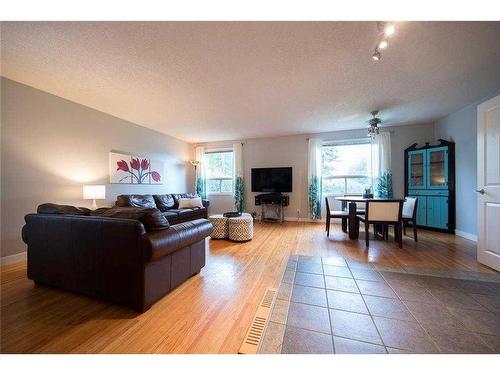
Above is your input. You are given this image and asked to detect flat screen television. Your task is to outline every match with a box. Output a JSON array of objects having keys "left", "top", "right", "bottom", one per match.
[{"left": 251, "top": 167, "right": 292, "bottom": 193}]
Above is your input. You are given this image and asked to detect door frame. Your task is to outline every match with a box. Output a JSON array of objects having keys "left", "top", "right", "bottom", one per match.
[{"left": 477, "top": 94, "right": 500, "bottom": 271}]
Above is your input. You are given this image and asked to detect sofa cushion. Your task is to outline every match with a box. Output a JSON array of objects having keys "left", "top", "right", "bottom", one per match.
[
  {"left": 153, "top": 194, "right": 176, "bottom": 211},
  {"left": 178, "top": 197, "right": 204, "bottom": 209},
  {"left": 37, "top": 203, "right": 91, "bottom": 216},
  {"left": 162, "top": 210, "right": 179, "bottom": 217},
  {"left": 91, "top": 207, "right": 169, "bottom": 231},
  {"left": 143, "top": 219, "right": 213, "bottom": 261},
  {"left": 168, "top": 208, "right": 196, "bottom": 215},
  {"left": 162, "top": 211, "right": 179, "bottom": 220},
  {"left": 172, "top": 193, "right": 199, "bottom": 208},
  {"left": 115, "top": 194, "right": 157, "bottom": 209}
]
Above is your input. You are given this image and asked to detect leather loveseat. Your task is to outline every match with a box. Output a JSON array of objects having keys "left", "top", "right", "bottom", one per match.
[
  {"left": 22, "top": 203, "right": 213, "bottom": 312},
  {"left": 115, "top": 193, "right": 209, "bottom": 225}
]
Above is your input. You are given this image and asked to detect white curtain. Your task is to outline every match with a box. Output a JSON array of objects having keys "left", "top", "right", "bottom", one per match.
[
  {"left": 195, "top": 146, "right": 207, "bottom": 199},
  {"left": 371, "top": 132, "right": 393, "bottom": 198},
  {"left": 233, "top": 143, "right": 245, "bottom": 212},
  {"left": 307, "top": 138, "right": 322, "bottom": 219}
]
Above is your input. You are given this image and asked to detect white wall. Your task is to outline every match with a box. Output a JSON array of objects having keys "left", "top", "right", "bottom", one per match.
[
  {"left": 434, "top": 90, "right": 500, "bottom": 238},
  {"left": 199, "top": 122, "right": 435, "bottom": 219},
  {"left": 1, "top": 78, "right": 192, "bottom": 258}
]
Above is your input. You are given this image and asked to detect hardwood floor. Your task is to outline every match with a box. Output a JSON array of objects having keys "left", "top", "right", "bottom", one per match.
[{"left": 0, "top": 222, "right": 495, "bottom": 353}]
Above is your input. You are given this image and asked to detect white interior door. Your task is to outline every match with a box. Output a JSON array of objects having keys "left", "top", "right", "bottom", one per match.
[{"left": 477, "top": 94, "right": 500, "bottom": 271}]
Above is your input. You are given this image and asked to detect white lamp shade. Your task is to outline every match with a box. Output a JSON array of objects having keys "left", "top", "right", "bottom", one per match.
[{"left": 83, "top": 185, "right": 106, "bottom": 200}]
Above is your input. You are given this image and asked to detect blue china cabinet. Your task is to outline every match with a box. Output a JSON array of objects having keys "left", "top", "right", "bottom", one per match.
[{"left": 404, "top": 140, "right": 455, "bottom": 232}]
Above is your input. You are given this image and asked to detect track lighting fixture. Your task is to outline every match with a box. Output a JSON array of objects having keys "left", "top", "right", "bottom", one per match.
[
  {"left": 384, "top": 24, "right": 395, "bottom": 36},
  {"left": 378, "top": 40, "right": 388, "bottom": 49},
  {"left": 371, "top": 22, "right": 396, "bottom": 61}
]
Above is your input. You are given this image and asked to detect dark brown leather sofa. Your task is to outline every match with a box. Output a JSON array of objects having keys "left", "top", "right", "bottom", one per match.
[
  {"left": 115, "top": 193, "right": 209, "bottom": 225},
  {"left": 22, "top": 204, "right": 213, "bottom": 312}
]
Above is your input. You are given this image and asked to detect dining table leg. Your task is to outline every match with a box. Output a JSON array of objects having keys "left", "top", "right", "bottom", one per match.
[{"left": 348, "top": 202, "right": 358, "bottom": 239}]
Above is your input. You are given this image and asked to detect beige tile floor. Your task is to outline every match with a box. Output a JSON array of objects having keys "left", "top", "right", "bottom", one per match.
[{"left": 259, "top": 255, "right": 500, "bottom": 354}]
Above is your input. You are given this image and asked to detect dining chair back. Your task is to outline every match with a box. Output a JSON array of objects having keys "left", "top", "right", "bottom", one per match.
[
  {"left": 403, "top": 197, "right": 417, "bottom": 218},
  {"left": 367, "top": 201, "right": 401, "bottom": 222},
  {"left": 357, "top": 200, "right": 404, "bottom": 248},
  {"left": 325, "top": 196, "right": 349, "bottom": 237},
  {"left": 402, "top": 197, "right": 419, "bottom": 242}
]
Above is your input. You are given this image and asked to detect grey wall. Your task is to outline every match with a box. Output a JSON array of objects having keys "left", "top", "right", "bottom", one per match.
[
  {"left": 1, "top": 78, "right": 192, "bottom": 258},
  {"left": 434, "top": 90, "right": 500, "bottom": 237},
  {"left": 199, "top": 122, "right": 435, "bottom": 219}
]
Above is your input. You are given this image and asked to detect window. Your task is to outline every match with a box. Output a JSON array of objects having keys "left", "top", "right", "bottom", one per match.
[
  {"left": 204, "top": 150, "right": 234, "bottom": 194},
  {"left": 321, "top": 140, "right": 372, "bottom": 196}
]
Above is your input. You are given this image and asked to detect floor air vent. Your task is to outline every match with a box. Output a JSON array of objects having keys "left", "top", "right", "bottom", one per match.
[{"left": 238, "top": 288, "right": 276, "bottom": 354}]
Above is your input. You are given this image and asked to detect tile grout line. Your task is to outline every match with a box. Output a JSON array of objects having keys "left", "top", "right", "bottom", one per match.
[
  {"left": 279, "top": 256, "right": 296, "bottom": 354},
  {"left": 283, "top": 322, "right": 388, "bottom": 349},
  {"left": 380, "top": 273, "right": 500, "bottom": 341},
  {"left": 379, "top": 269, "right": 443, "bottom": 353},
  {"left": 278, "top": 255, "right": 500, "bottom": 353},
  {"left": 346, "top": 260, "right": 389, "bottom": 353},
  {"left": 321, "top": 257, "right": 336, "bottom": 354},
  {"left": 261, "top": 257, "right": 295, "bottom": 354}
]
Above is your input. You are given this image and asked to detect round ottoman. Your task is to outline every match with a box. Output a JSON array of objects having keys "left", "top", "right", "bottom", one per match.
[
  {"left": 228, "top": 213, "right": 253, "bottom": 241},
  {"left": 209, "top": 214, "right": 229, "bottom": 239}
]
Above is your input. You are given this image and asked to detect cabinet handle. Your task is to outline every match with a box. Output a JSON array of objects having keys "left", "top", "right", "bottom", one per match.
[{"left": 475, "top": 189, "right": 485, "bottom": 195}]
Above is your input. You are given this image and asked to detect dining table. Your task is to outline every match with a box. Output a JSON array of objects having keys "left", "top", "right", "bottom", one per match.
[{"left": 334, "top": 196, "right": 406, "bottom": 240}]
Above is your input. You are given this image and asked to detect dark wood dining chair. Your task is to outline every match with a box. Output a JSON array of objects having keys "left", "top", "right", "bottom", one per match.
[
  {"left": 402, "top": 197, "right": 418, "bottom": 242},
  {"left": 356, "top": 200, "right": 404, "bottom": 248},
  {"left": 325, "top": 197, "right": 349, "bottom": 236}
]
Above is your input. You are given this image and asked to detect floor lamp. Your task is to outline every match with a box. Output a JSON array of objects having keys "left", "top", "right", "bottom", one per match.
[{"left": 190, "top": 160, "right": 200, "bottom": 193}]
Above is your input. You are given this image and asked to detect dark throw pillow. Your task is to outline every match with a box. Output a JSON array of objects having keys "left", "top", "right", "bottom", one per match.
[
  {"left": 115, "top": 194, "right": 157, "bottom": 209},
  {"left": 91, "top": 207, "right": 169, "bottom": 231},
  {"left": 37, "top": 203, "right": 91, "bottom": 216},
  {"left": 153, "top": 194, "right": 176, "bottom": 211}
]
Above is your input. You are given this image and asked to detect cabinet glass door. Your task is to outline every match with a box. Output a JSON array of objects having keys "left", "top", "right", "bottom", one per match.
[
  {"left": 408, "top": 150, "right": 426, "bottom": 189},
  {"left": 427, "top": 147, "right": 448, "bottom": 189}
]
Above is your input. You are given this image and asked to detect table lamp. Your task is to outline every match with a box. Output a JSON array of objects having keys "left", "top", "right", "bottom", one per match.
[{"left": 83, "top": 185, "right": 106, "bottom": 210}]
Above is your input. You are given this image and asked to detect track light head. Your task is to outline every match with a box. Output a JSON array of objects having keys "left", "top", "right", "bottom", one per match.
[
  {"left": 384, "top": 24, "right": 395, "bottom": 36},
  {"left": 372, "top": 50, "right": 381, "bottom": 61}
]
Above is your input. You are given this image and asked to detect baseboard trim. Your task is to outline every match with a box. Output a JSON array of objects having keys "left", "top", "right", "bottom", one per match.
[
  {"left": 283, "top": 217, "right": 333, "bottom": 223},
  {"left": 455, "top": 230, "right": 477, "bottom": 242},
  {"left": 1, "top": 251, "right": 27, "bottom": 265}
]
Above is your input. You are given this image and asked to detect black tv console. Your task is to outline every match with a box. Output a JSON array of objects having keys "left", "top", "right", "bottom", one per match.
[{"left": 254, "top": 193, "right": 289, "bottom": 222}]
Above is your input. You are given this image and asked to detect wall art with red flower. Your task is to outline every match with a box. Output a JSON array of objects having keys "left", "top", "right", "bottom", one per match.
[{"left": 109, "top": 152, "right": 164, "bottom": 184}]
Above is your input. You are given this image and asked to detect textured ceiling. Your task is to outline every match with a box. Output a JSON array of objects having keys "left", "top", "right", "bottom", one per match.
[{"left": 1, "top": 21, "right": 500, "bottom": 143}]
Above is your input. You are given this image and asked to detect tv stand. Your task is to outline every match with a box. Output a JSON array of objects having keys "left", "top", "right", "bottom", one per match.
[{"left": 255, "top": 193, "right": 290, "bottom": 223}]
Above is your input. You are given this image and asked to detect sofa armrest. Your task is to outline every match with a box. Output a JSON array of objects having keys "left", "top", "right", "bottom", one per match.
[
  {"left": 202, "top": 199, "right": 210, "bottom": 208},
  {"left": 141, "top": 219, "right": 213, "bottom": 261}
]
